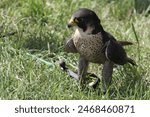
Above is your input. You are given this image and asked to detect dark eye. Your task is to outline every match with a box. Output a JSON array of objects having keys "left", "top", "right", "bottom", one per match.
[{"left": 76, "top": 17, "right": 83, "bottom": 22}]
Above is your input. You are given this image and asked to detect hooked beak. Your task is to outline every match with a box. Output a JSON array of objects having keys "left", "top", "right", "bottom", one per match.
[{"left": 67, "top": 17, "right": 78, "bottom": 28}]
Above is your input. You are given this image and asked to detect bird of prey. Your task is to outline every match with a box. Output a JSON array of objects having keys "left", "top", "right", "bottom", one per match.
[{"left": 64, "top": 8, "right": 136, "bottom": 93}]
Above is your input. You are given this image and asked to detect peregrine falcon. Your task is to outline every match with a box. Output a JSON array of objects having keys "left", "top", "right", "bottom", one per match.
[{"left": 64, "top": 8, "right": 136, "bottom": 93}]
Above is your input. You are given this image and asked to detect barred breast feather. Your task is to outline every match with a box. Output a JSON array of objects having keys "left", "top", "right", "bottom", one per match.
[{"left": 73, "top": 29, "right": 106, "bottom": 63}]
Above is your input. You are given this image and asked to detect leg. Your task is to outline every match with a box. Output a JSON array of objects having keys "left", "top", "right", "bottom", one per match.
[
  {"left": 78, "top": 56, "right": 89, "bottom": 86},
  {"left": 102, "top": 61, "right": 113, "bottom": 93}
]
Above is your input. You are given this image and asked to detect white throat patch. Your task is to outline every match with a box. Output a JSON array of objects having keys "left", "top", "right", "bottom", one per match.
[{"left": 73, "top": 28, "right": 99, "bottom": 38}]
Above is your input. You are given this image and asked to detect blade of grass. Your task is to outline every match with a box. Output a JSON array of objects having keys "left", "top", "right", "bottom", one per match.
[{"left": 131, "top": 23, "right": 140, "bottom": 61}]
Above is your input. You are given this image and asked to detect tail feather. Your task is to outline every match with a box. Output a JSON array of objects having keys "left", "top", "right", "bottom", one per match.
[
  {"left": 127, "top": 58, "right": 137, "bottom": 66},
  {"left": 118, "top": 41, "right": 133, "bottom": 46}
]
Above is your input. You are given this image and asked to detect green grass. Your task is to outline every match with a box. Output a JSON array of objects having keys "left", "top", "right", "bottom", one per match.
[{"left": 0, "top": 0, "right": 150, "bottom": 100}]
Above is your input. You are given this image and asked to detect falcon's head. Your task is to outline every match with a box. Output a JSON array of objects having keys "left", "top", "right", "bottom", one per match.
[{"left": 67, "top": 8, "right": 102, "bottom": 35}]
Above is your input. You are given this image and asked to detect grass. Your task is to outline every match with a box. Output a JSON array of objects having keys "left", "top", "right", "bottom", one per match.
[{"left": 0, "top": 0, "right": 150, "bottom": 100}]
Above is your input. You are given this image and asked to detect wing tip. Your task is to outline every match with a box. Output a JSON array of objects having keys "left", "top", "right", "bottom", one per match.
[
  {"left": 118, "top": 41, "right": 133, "bottom": 46},
  {"left": 127, "top": 58, "right": 137, "bottom": 66}
]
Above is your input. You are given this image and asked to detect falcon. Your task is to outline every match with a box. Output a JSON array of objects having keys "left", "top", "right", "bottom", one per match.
[{"left": 64, "top": 8, "right": 136, "bottom": 93}]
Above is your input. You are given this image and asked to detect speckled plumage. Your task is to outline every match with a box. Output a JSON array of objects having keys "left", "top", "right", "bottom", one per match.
[{"left": 73, "top": 29, "right": 106, "bottom": 63}]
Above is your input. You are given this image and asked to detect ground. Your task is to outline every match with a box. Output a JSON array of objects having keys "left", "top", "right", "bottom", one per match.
[{"left": 0, "top": 0, "right": 150, "bottom": 99}]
